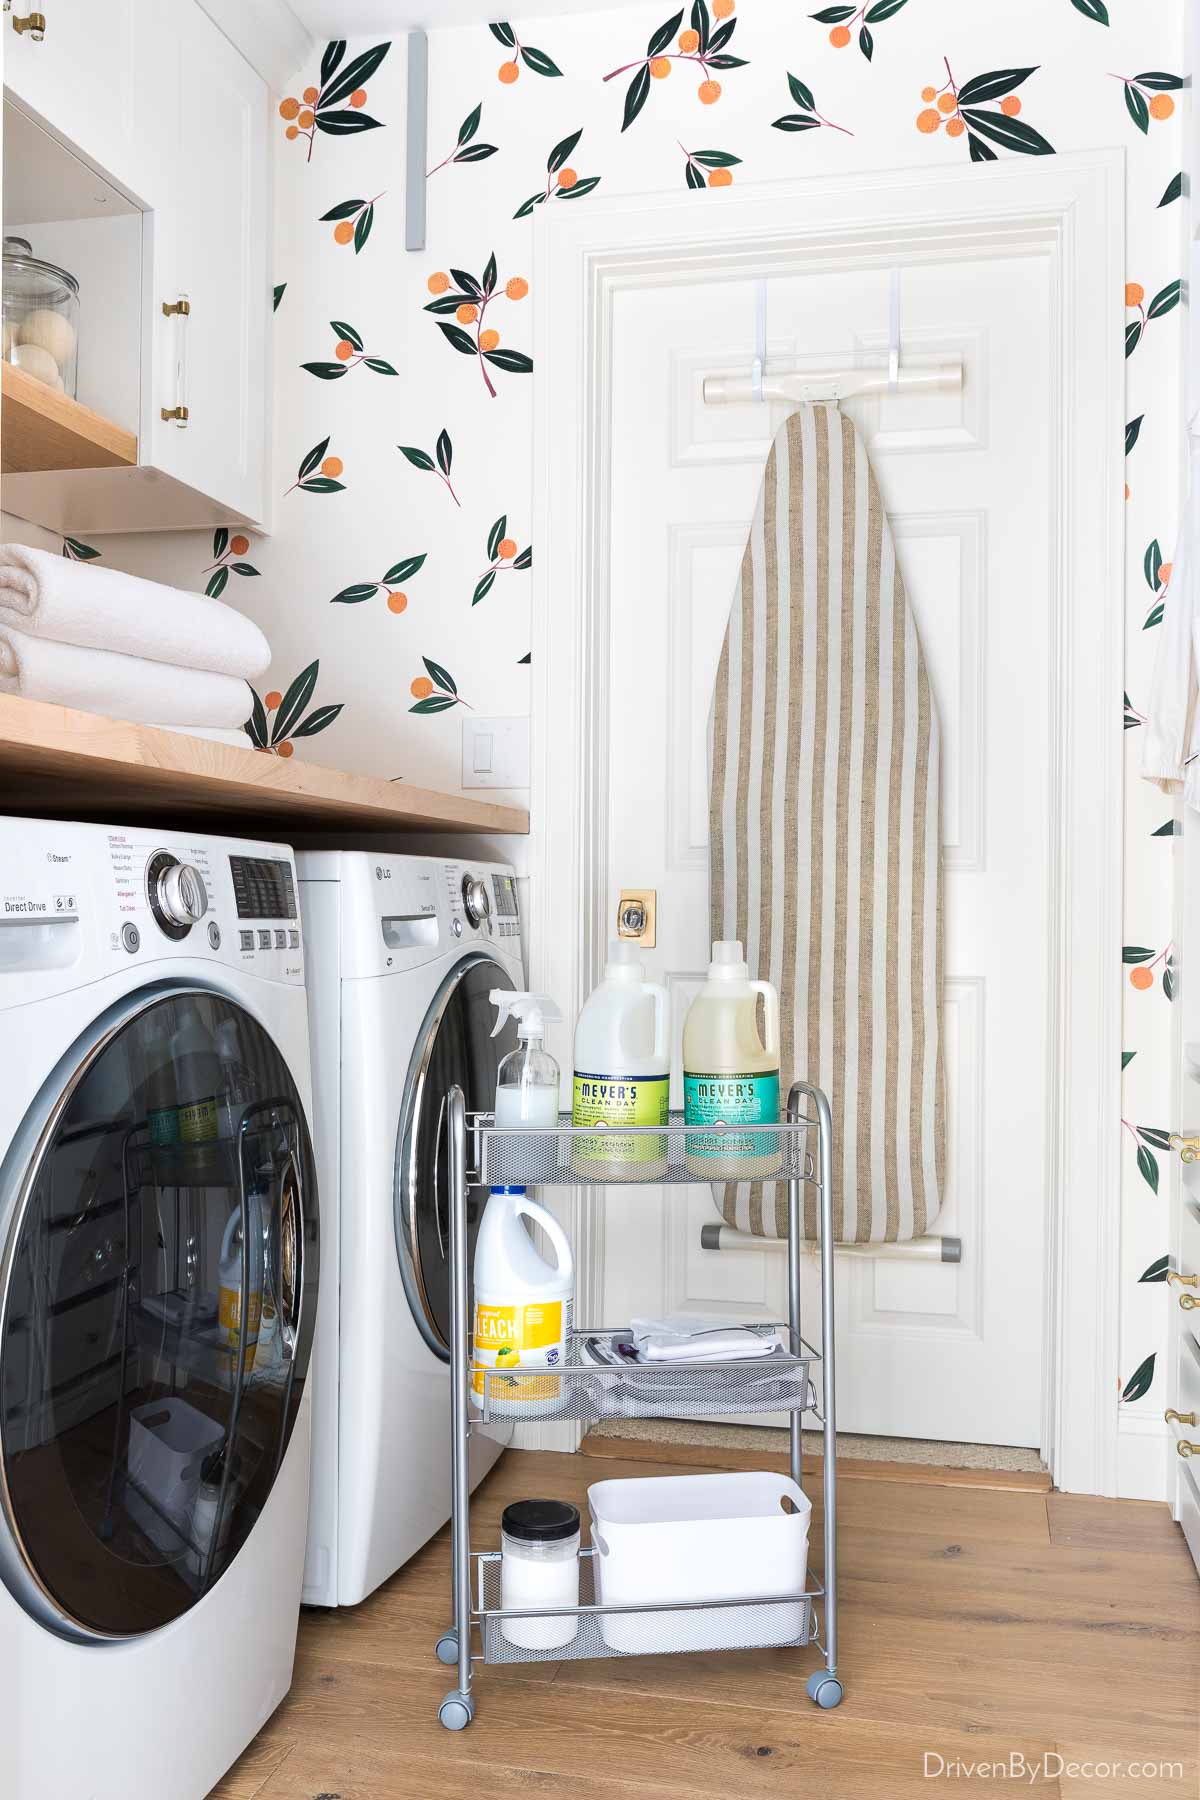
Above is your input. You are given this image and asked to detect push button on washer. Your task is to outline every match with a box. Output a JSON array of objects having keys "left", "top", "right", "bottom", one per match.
[
  {"left": 289, "top": 929, "right": 300, "bottom": 948},
  {"left": 121, "top": 922, "right": 140, "bottom": 954},
  {"left": 240, "top": 930, "right": 254, "bottom": 951},
  {"left": 274, "top": 928, "right": 287, "bottom": 948},
  {"left": 258, "top": 929, "right": 272, "bottom": 950},
  {"left": 207, "top": 921, "right": 221, "bottom": 950}
]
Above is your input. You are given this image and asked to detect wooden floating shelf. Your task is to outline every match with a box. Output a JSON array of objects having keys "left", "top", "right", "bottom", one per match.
[
  {"left": 1, "top": 362, "right": 138, "bottom": 475},
  {"left": 0, "top": 695, "right": 528, "bottom": 836}
]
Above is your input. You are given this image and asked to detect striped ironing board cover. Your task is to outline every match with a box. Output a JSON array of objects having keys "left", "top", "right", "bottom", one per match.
[{"left": 708, "top": 404, "right": 945, "bottom": 1243}]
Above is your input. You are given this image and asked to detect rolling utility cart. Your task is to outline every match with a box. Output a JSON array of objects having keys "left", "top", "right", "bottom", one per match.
[{"left": 434, "top": 1081, "right": 843, "bottom": 1728}]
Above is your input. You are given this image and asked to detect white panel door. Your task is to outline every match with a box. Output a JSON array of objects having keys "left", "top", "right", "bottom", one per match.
[
  {"left": 146, "top": 0, "right": 269, "bottom": 524},
  {"left": 602, "top": 255, "right": 1052, "bottom": 1446}
]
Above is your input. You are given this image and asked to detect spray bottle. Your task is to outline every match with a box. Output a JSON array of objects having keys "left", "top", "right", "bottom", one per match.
[{"left": 490, "top": 992, "right": 563, "bottom": 1127}]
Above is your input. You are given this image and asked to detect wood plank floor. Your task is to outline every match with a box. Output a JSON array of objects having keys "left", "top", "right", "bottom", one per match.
[{"left": 212, "top": 1447, "right": 1200, "bottom": 1800}]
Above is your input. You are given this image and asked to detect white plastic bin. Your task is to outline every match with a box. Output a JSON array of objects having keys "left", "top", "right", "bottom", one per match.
[
  {"left": 127, "top": 1398, "right": 224, "bottom": 1543},
  {"left": 588, "top": 1470, "right": 810, "bottom": 1654}
]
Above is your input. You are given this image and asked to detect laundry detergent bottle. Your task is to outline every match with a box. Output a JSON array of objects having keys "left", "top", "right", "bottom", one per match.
[
  {"left": 683, "top": 942, "right": 781, "bottom": 1177},
  {"left": 571, "top": 942, "right": 670, "bottom": 1180},
  {"left": 472, "top": 1187, "right": 574, "bottom": 1417}
]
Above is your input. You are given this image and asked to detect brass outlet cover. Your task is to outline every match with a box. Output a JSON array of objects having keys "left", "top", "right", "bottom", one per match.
[{"left": 617, "top": 888, "right": 656, "bottom": 947}]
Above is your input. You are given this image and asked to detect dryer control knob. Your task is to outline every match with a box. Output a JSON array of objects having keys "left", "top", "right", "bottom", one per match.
[
  {"left": 157, "top": 861, "right": 208, "bottom": 927},
  {"left": 462, "top": 874, "right": 491, "bottom": 928}
]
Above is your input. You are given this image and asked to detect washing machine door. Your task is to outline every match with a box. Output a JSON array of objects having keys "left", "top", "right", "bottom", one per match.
[
  {"left": 0, "top": 987, "right": 320, "bottom": 1642},
  {"left": 395, "top": 953, "right": 518, "bottom": 1358}
]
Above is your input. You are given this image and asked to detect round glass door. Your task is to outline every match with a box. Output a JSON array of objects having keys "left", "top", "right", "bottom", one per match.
[
  {"left": 395, "top": 955, "right": 517, "bottom": 1358},
  {"left": 0, "top": 989, "right": 319, "bottom": 1641}
]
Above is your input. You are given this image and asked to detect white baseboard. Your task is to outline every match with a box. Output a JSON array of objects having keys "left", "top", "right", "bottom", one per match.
[
  {"left": 1116, "top": 1413, "right": 1169, "bottom": 1501},
  {"left": 511, "top": 1418, "right": 582, "bottom": 1453}
]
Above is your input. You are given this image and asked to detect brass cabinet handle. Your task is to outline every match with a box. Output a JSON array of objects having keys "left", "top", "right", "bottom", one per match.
[
  {"left": 1169, "top": 1133, "right": 1200, "bottom": 1164},
  {"left": 1165, "top": 1409, "right": 1198, "bottom": 1427},
  {"left": 160, "top": 296, "right": 191, "bottom": 428},
  {"left": 1167, "top": 1270, "right": 1199, "bottom": 1289},
  {"left": 1176, "top": 1439, "right": 1199, "bottom": 1458},
  {"left": 12, "top": 11, "right": 46, "bottom": 37}
]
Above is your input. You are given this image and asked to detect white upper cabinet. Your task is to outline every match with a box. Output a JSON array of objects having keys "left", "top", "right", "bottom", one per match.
[{"left": 1, "top": 0, "right": 273, "bottom": 534}]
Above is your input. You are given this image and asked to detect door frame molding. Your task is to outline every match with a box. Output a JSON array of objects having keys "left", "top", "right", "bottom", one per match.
[{"left": 527, "top": 149, "right": 1126, "bottom": 1493}]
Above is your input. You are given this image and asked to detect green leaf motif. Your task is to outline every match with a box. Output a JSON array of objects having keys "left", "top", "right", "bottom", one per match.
[
  {"left": 482, "top": 252, "right": 498, "bottom": 297},
  {"left": 1144, "top": 601, "right": 1164, "bottom": 630},
  {"left": 864, "top": 0, "right": 908, "bottom": 17},
  {"left": 967, "top": 133, "right": 998, "bottom": 162},
  {"left": 548, "top": 128, "right": 582, "bottom": 173},
  {"left": 1147, "top": 279, "right": 1181, "bottom": 320},
  {"left": 1138, "top": 1126, "right": 1172, "bottom": 1151},
  {"left": 1070, "top": 0, "right": 1108, "bottom": 19},
  {"left": 1121, "top": 1353, "right": 1156, "bottom": 1404},
  {"left": 451, "top": 267, "right": 483, "bottom": 298},
  {"left": 320, "top": 199, "right": 364, "bottom": 221},
  {"left": 410, "top": 694, "right": 458, "bottom": 715},
  {"left": 383, "top": 554, "right": 427, "bottom": 584},
  {"left": 317, "top": 109, "right": 384, "bottom": 136},
  {"left": 1121, "top": 1050, "right": 1135, "bottom": 1070},
  {"left": 273, "top": 660, "right": 321, "bottom": 743},
  {"left": 558, "top": 175, "right": 601, "bottom": 201},
  {"left": 456, "top": 143, "right": 498, "bottom": 163},
  {"left": 685, "top": 159, "right": 707, "bottom": 189},
  {"left": 789, "top": 64, "right": 819, "bottom": 105},
  {"left": 364, "top": 357, "right": 398, "bottom": 375},
  {"left": 706, "top": 53, "right": 747, "bottom": 69},
  {"left": 438, "top": 322, "right": 479, "bottom": 356},
  {"left": 647, "top": 10, "right": 684, "bottom": 57},
  {"left": 320, "top": 40, "right": 390, "bottom": 110},
  {"left": 957, "top": 67, "right": 1038, "bottom": 107},
  {"left": 398, "top": 446, "right": 435, "bottom": 471},
  {"left": 205, "top": 568, "right": 229, "bottom": 599},
  {"left": 294, "top": 703, "right": 343, "bottom": 738},
  {"left": 810, "top": 4, "right": 855, "bottom": 18},
  {"left": 331, "top": 583, "right": 379, "bottom": 605},
  {"left": 960, "top": 107, "right": 1054, "bottom": 155},
  {"left": 355, "top": 204, "right": 374, "bottom": 253},
  {"left": 300, "top": 477, "right": 345, "bottom": 494},
  {"left": 693, "top": 150, "right": 741, "bottom": 168},
  {"left": 484, "top": 348, "right": 533, "bottom": 373},
  {"left": 1144, "top": 539, "right": 1163, "bottom": 592},
  {"left": 246, "top": 688, "right": 269, "bottom": 749},
  {"left": 1164, "top": 954, "right": 1176, "bottom": 1001},
  {"left": 1135, "top": 1142, "right": 1159, "bottom": 1195},
  {"left": 231, "top": 563, "right": 259, "bottom": 578},
  {"left": 622, "top": 62, "right": 651, "bottom": 131},
  {"left": 436, "top": 429, "right": 453, "bottom": 476},
  {"left": 473, "top": 570, "right": 497, "bottom": 607},
  {"left": 458, "top": 103, "right": 482, "bottom": 146},
  {"left": 423, "top": 656, "right": 457, "bottom": 696},
  {"left": 513, "top": 546, "right": 533, "bottom": 570},
  {"left": 330, "top": 320, "right": 363, "bottom": 351},
  {"left": 490, "top": 22, "right": 517, "bottom": 47},
  {"left": 1159, "top": 172, "right": 1183, "bottom": 208},
  {"left": 320, "top": 40, "right": 345, "bottom": 87},
  {"left": 213, "top": 526, "right": 229, "bottom": 560},
  {"left": 1124, "top": 319, "right": 1143, "bottom": 358},
  {"left": 514, "top": 192, "right": 546, "bottom": 219},
  {"left": 299, "top": 437, "right": 329, "bottom": 481},
  {"left": 1125, "top": 415, "right": 1143, "bottom": 454},
  {"left": 302, "top": 362, "right": 348, "bottom": 380},
  {"left": 1139, "top": 1254, "right": 1168, "bottom": 1283},
  {"left": 273, "top": 284, "right": 287, "bottom": 312},
  {"left": 1124, "top": 82, "right": 1149, "bottom": 134},
  {"left": 1151, "top": 819, "right": 1177, "bottom": 839},
  {"left": 520, "top": 44, "right": 562, "bottom": 77},
  {"left": 858, "top": 24, "right": 873, "bottom": 59},
  {"left": 488, "top": 515, "right": 507, "bottom": 562},
  {"left": 1122, "top": 946, "right": 1154, "bottom": 963},
  {"left": 1134, "top": 71, "right": 1183, "bottom": 90}
]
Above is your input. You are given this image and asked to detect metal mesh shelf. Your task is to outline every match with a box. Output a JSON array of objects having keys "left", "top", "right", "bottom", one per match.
[
  {"left": 475, "top": 1547, "right": 816, "bottom": 1665},
  {"left": 471, "top": 1325, "right": 818, "bottom": 1425},
  {"left": 470, "top": 1110, "right": 816, "bottom": 1188}
]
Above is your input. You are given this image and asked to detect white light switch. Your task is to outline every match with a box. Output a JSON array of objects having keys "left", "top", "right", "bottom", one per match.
[{"left": 461, "top": 716, "right": 530, "bottom": 789}]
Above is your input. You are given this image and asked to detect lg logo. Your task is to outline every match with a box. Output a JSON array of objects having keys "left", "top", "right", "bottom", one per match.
[{"left": 376, "top": 865, "right": 391, "bottom": 881}]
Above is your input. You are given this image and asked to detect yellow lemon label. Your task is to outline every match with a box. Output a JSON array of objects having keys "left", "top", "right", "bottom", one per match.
[{"left": 472, "top": 1299, "right": 567, "bottom": 1402}]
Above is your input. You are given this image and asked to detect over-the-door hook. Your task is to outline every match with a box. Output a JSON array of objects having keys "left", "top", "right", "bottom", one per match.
[
  {"left": 887, "top": 269, "right": 900, "bottom": 392},
  {"left": 752, "top": 278, "right": 766, "bottom": 403}
]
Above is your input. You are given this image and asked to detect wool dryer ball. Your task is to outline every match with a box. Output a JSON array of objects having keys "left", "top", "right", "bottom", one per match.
[
  {"left": 18, "top": 308, "right": 76, "bottom": 368},
  {"left": 11, "top": 342, "right": 63, "bottom": 388}
]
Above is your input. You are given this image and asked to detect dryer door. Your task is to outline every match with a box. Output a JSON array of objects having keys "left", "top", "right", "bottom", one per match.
[
  {"left": 395, "top": 953, "right": 518, "bottom": 1358},
  {"left": 0, "top": 988, "right": 319, "bottom": 1642}
]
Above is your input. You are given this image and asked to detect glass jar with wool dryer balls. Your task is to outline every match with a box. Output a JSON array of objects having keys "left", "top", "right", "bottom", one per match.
[{"left": 2, "top": 236, "right": 79, "bottom": 399}]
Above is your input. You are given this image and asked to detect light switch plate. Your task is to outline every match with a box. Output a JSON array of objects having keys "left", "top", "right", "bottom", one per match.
[{"left": 461, "top": 715, "right": 530, "bottom": 789}]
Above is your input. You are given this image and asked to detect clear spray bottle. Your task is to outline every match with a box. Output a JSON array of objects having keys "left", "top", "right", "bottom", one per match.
[{"left": 489, "top": 991, "right": 563, "bottom": 1128}]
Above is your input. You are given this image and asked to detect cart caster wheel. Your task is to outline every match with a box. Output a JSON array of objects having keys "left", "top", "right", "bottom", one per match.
[
  {"left": 435, "top": 1632, "right": 459, "bottom": 1666},
  {"left": 807, "top": 1673, "right": 844, "bottom": 1709},
  {"left": 438, "top": 1690, "right": 475, "bottom": 1731}
]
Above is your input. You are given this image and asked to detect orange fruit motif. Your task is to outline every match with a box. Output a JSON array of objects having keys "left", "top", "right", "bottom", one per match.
[
  {"left": 276, "top": 741, "right": 295, "bottom": 758},
  {"left": 506, "top": 276, "right": 529, "bottom": 300},
  {"left": 411, "top": 676, "right": 434, "bottom": 699},
  {"left": 945, "top": 117, "right": 965, "bottom": 137},
  {"left": 264, "top": 690, "right": 282, "bottom": 710},
  {"left": 649, "top": 56, "right": 671, "bottom": 78},
  {"left": 557, "top": 167, "right": 578, "bottom": 188},
  {"left": 1000, "top": 95, "right": 1021, "bottom": 116},
  {"left": 428, "top": 271, "right": 450, "bottom": 295},
  {"left": 335, "top": 339, "right": 355, "bottom": 360},
  {"left": 298, "top": 108, "right": 315, "bottom": 129},
  {"left": 230, "top": 534, "right": 250, "bottom": 556},
  {"left": 1149, "top": 92, "right": 1174, "bottom": 120},
  {"left": 708, "top": 166, "right": 733, "bottom": 187},
  {"left": 679, "top": 28, "right": 699, "bottom": 50},
  {"left": 349, "top": 89, "right": 367, "bottom": 107},
  {"left": 387, "top": 591, "right": 408, "bottom": 613},
  {"left": 699, "top": 79, "right": 721, "bottom": 104},
  {"left": 937, "top": 91, "right": 957, "bottom": 114},
  {"left": 334, "top": 220, "right": 355, "bottom": 245},
  {"left": 829, "top": 24, "right": 851, "bottom": 46},
  {"left": 499, "top": 59, "right": 520, "bottom": 82},
  {"left": 285, "top": 125, "right": 300, "bottom": 140},
  {"left": 921, "top": 86, "right": 936, "bottom": 101},
  {"left": 479, "top": 328, "right": 500, "bottom": 351},
  {"left": 321, "top": 455, "right": 343, "bottom": 478},
  {"left": 303, "top": 86, "right": 318, "bottom": 104},
  {"left": 497, "top": 537, "right": 518, "bottom": 560},
  {"left": 279, "top": 96, "right": 300, "bottom": 120},
  {"left": 1130, "top": 966, "right": 1154, "bottom": 990},
  {"left": 713, "top": 0, "right": 734, "bottom": 15},
  {"left": 457, "top": 303, "right": 479, "bottom": 323},
  {"left": 1125, "top": 282, "right": 1144, "bottom": 307},
  {"left": 1161, "top": 561, "right": 1174, "bottom": 586},
  {"left": 916, "top": 108, "right": 941, "bottom": 133}
]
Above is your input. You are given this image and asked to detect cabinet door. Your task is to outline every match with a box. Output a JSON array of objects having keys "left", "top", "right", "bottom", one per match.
[
  {"left": 4, "top": 0, "right": 141, "bottom": 195},
  {"left": 146, "top": 1, "right": 269, "bottom": 525}
]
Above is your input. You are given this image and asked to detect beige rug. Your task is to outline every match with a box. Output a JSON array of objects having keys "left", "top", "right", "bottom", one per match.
[{"left": 589, "top": 1415, "right": 1045, "bottom": 1474}]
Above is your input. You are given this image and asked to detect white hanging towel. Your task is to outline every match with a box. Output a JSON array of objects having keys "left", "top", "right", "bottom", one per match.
[
  {"left": 1142, "top": 434, "right": 1200, "bottom": 803},
  {"left": 709, "top": 404, "right": 945, "bottom": 1243},
  {"left": 0, "top": 627, "right": 253, "bottom": 728},
  {"left": 0, "top": 544, "right": 270, "bottom": 679}
]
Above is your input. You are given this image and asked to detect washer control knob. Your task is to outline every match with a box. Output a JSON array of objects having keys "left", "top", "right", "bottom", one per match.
[
  {"left": 157, "top": 861, "right": 208, "bottom": 927},
  {"left": 462, "top": 875, "right": 491, "bottom": 928}
]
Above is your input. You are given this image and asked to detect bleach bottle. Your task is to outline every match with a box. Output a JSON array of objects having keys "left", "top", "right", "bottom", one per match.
[{"left": 472, "top": 1187, "right": 574, "bottom": 1418}]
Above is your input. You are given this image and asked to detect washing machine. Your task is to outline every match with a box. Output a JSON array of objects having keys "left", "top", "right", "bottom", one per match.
[
  {"left": 0, "top": 819, "right": 320, "bottom": 1800},
  {"left": 297, "top": 851, "right": 525, "bottom": 1607}
]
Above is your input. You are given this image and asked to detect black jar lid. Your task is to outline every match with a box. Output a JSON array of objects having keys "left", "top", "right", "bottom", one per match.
[{"left": 502, "top": 1499, "right": 580, "bottom": 1543}]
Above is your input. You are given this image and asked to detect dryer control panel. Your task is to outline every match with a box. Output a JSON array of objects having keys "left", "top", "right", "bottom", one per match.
[{"left": 0, "top": 820, "right": 305, "bottom": 1000}]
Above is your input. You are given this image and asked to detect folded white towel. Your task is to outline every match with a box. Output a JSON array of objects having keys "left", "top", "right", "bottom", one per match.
[
  {"left": 0, "top": 544, "right": 270, "bottom": 679},
  {"left": 630, "top": 1316, "right": 784, "bottom": 1364},
  {"left": 0, "top": 628, "right": 253, "bottom": 728}
]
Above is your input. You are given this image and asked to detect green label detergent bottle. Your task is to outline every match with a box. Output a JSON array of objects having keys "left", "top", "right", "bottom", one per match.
[
  {"left": 683, "top": 942, "right": 781, "bottom": 1177},
  {"left": 571, "top": 942, "right": 669, "bottom": 1180}
]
